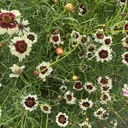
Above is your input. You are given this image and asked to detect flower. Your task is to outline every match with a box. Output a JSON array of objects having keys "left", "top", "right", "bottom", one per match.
[
  {"left": 124, "top": 21, "right": 128, "bottom": 37},
  {"left": 56, "top": 112, "right": 69, "bottom": 127},
  {"left": 79, "top": 121, "right": 92, "bottom": 128},
  {"left": 79, "top": 98, "right": 93, "bottom": 110},
  {"left": 36, "top": 61, "right": 53, "bottom": 79},
  {"left": 59, "top": 85, "right": 67, "bottom": 93},
  {"left": 122, "top": 52, "right": 128, "bottom": 66},
  {"left": 78, "top": 3, "right": 87, "bottom": 16},
  {"left": 110, "top": 119, "right": 118, "bottom": 127},
  {"left": 84, "top": 82, "right": 96, "bottom": 93},
  {"left": 40, "top": 103, "right": 51, "bottom": 114},
  {"left": 100, "top": 92, "right": 111, "bottom": 104},
  {"left": 16, "top": 18, "right": 30, "bottom": 35},
  {"left": 78, "top": 51, "right": 84, "bottom": 59},
  {"left": 0, "top": 109, "right": 2, "bottom": 116},
  {"left": 64, "top": 91, "right": 76, "bottom": 104},
  {"left": 87, "top": 44, "right": 96, "bottom": 52},
  {"left": 50, "top": 33, "right": 61, "bottom": 45},
  {"left": 21, "top": 94, "right": 38, "bottom": 111},
  {"left": 0, "top": 9, "right": 21, "bottom": 35},
  {"left": 71, "top": 30, "right": 81, "bottom": 42},
  {"left": 9, "top": 64, "right": 25, "bottom": 78},
  {"left": 101, "top": 36, "right": 113, "bottom": 46},
  {"left": 9, "top": 36, "right": 32, "bottom": 61},
  {"left": 95, "top": 45, "right": 113, "bottom": 62},
  {"left": 80, "top": 34, "right": 88, "bottom": 46},
  {"left": 86, "top": 52, "right": 95, "bottom": 60},
  {"left": 73, "top": 81, "right": 83, "bottom": 91},
  {"left": 121, "top": 37, "right": 128, "bottom": 48},
  {"left": 122, "top": 84, "right": 128, "bottom": 96}
]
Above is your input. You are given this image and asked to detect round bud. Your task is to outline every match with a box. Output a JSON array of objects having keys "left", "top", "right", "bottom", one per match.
[{"left": 56, "top": 47, "right": 64, "bottom": 55}]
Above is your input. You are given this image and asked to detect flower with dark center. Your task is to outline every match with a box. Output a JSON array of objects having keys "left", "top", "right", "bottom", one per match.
[
  {"left": 122, "top": 52, "right": 128, "bottom": 66},
  {"left": 99, "top": 50, "right": 108, "bottom": 58},
  {"left": 22, "top": 94, "right": 38, "bottom": 111},
  {"left": 73, "top": 81, "right": 83, "bottom": 91},
  {"left": 50, "top": 33, "right": 61, "bottom": 45},
  {"left": 56, "top": 112, "right": 69, "bottom": 127},
  {"left": 124, "top": 21, "right": 128, "bottom": 36},
  {"left": 100, "top": 92, "right": 111, "bottom": 104},
  {"left": 40, "top": 104, "right": 51, "bottom": 114},
  {"left": 84, "top": 82, "right": 96, "bottom": 93},
  {"left": 0, "top": 9, "right": 21, "bottom": 35}
]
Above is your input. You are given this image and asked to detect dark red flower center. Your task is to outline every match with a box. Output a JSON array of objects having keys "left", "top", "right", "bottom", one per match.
[
  {"left": 74, "top": 81, "right": 82, "bottom": 90},
  {"left": 88, "top": 46, "right": 94, "bottom": 52},
  {"left": 101, "top": 78, "right": 108, "bottom": 84},
  {"left": 40, "top": 66, "right": 48, "bottom": 74},
  {"left": 124, "top": 54, "right": 128, "bottom": 63},
  {"left": 24, "top": 97, "right": 36, "bottom": 108},
  {"left": 87, "top": 53, "right": 92, "bottom": 58},
  {"left": 97, "top": 111, "right": 102, "bottom": 115},
  {"left": 103, "top": 94, "right": 108, "bottom": 101},
  {"left": 27, "top": 34, "right": 35, "bottom": 41},
  {"left": 67, "top": 94, "right": 72, "bottom": 101},
  {"left": 96, "top": 33, "right": 104, "bottom": 39},
  {"left": 82, "top": 102, "right": 90, "bottom": 107},
  {"left": 87, "top": 85, "right": 93, "bottom": 90},
  {"left": 15, "top": 40, "right": 27, "bottom": 53},
  {"left": 18, "top": 24, "right": 24, "bottom": 30},
  {"left": 105, "top": 38, "right": 111, "bottom": 45},
  {"left": 43, "top": 106, "right": 48, "bottom": 111},
  {"left": 52, "top": 35, "right": 59, "bottom": 42},
  {"left": 126, "top": 38, "right": 128, "bottom": 44},
  {"left": 81, "top": 37, "right": 87, "bottom": 43},
  {"left": 58, "top": 115, "right": 66, "bottom": 124},
  {"left": 99, "top": 50, "right": 108, "bottom": 58}
]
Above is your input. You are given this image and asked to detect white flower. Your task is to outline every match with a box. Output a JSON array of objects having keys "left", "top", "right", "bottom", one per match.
[
  {"left": 59, "top": 85, "right": 67, "bottom": 92},
  {"left": 79, "top": 98, "right": 93, "bottom": 110},
  {"left": 50, "top": 33, "right": 61, "bottom": 45},
  {"left": 121, "top": 37, "right": 128, "bottom": 48},
  {"left": 100, "top": 92, "right": 111, "bottom": 104},
  {"left": 86, "top": 52, "right": 95, "bottom": 60},
  {"left": 0, "top": 109, "right": 2, "bottom": 116},
  {"left": 122, "top": 84, "right": 128, "bottom": 97},
  {"left": 40, "top": 103, "right": 51, "bottom": 114},
  {"left": 56, "top": 112, "right": 69, "bottom": 127},
  {"left": 73, "top": 81, "right": 83, "bottom": 91},
  {"left": 101, "top": 36, "right": 113, "bottom": 46},
  {"left": 95, "top": 45, "right": 113, "bottom": 62},
  {"left": 21, "top": 94, "right": 38, "bottom": 111},
  {"left": 84, "top": 82, "right": 96, "bottom": 93},
  {"left": 9, "top": 36, "right": 32, "bottom": 61},
  {"left": 36, "top": 61, "right": 53, "bottom": 79},
  {"left": 0, "top": 9, "right": 21, "bottom": 35},
  {"left": 79, "top": 121, "right": 92, "bottom": 128},
  {"left": 122, "top": 52, "right": 128, "bottom": 66},
  {"left": 64, "top": 91, "right": 76, "bottom": 104},
  {"left": 9, "top": 64, "right": 25, "bottom": 78}
]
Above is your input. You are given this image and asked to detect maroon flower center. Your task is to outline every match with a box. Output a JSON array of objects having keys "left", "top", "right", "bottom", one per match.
[
  {"left": 88, "top": 46, "right": 94, "bottom": 52},
  {"left": 52, "top": 35, "right": 59, "bottom": 42},
  {"left": 103, "top": 94, "right": 108, "bottom": 101},
  {"left": 125, "top": 38, "right": 128, "bottom": 44},
  {"left": 2, "top": 14, "right": 12, "bottom": 23},
  {"left": 18, "top": 24, "right": 24, "bottom": 30},
  {"left": 102, "top": 86, "right": 109, "bottom": 91},
  {"left": 43, "top": 106, "right": 48, "bottom": 111},
  {"left": 25, "top": 97, "right": 36, "bottom": 108},
  {"left": 105, "top": 38, "right": 111, "bottom": 45},
  {"left": 97, "top": 111, "right": 102, "bottom": 115},
  {"left": 15, "top": 40, "right": 27, "bottom": 53},
  {"left": 82, "top": 102, "right": 90, "bottom": 107},
  {"left": 78, "top": 52, "right": 84, "bottom": 57},
  {"left": 40, "top": 66, "right": 48, "bottom": 74},
  {"left": 67, "top": 94, "right": 72, "bottom": 101},
  {"left": 121, "top": 0, "right": 125, "bottom": 2},
  {"left": 58, "top": 115, "right": 66, "bottom": 124},
  {"left": 96, "top": 33, "right": 104, "bottom": 39},
  {"left": 81, "top": 37, "right": 87, "bottom": 43},
  {"left": 99, "top": 50, "right": 108, "bottom": 58},
  {"left": 87, "top": 85, "right": 93, "bottom": 90},
  {"left": 124, "top": 54, "right": 128, "bottom": 63},
  {"left": 27, "top": 34, "right": 35, "bottom": 41},
  {"left": 101, "top": 78, "right": 108, "bottom": 84},
  {"left": 87, "top": 53, "right": 92, "bottom": 58},
  {"left": 74, "top": 81, "right": 82, "bottom": 89}
]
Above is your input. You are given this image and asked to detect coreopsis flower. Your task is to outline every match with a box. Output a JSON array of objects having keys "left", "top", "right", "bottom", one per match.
[
  {"left": 124, "top": 21, "right": 128, "bottom": 37},
  {"left": 21, "top": 94, "right": 38, "bottom": 111},
  {"left": 84, "top": 82, "right": 96, "bottom": 93},
  {"left": 50, "top": 33, "right": 61, "bottom": 45},
  {"left": 59, "top": 85, "right": 67, "bottom": 93},
  {"left": 100, "top": 92, "right": 111, "bottom": 104},
  {"left": 0, "top": 9, "right": 21, "bottom": 35},
  {"left": 56, "top": 112, "right": 69, "bottom": 127},
  {"left": 0, "top": 109, "right": 2, "bottom": 116},
  {"left": 80, "top": 35, "right": 88, "bottom": 46},
  {"left": 87, "top": 44, "right": 96, "bottom": 52},
  {"left": 79, "top": 98, "right": 93, "bottom": 110},
  {"left": 64, "top": 91, "right": 76, "bottom": 104},
  {"left": 95, "top": 45, "right": 113, "bottom": 62},
  {"left": 78, "top": 51, "right": 84, "bottom": 59},
  {"left": 94, "top": 29, "right": 105, "bottom": 43},
  {"left": 110, "top": 119, "right": 118, "bottom": 127},
  {"left": 122, "top": 52, "right": 128, "bottom": 66},
  {"left": 78, "top": 3, "right": 87, "bottom": 16},
  {"left": 86, "top": 52, "right": 95, "bottom": 60},
  {"left": 9, "top": 36, "right": 32, "bottom": 61},
  {"left": 71, "top": 30, "right": 81, "bottom": 42},
  {"left": 79, "top": 121, "right": 92, "bottom": 128},
  {"left": 16, "top": 18, "right": 30, "bottom": 35},
  {"left": 73, "top": 81, "right": 83, "bottom": 91},
  {"left": 40, "top": 103, "right": 51, "bottom": 114},
  {"left": 122, "top": 84, "right": 128, "bottom": 96},
  {"left": 36, "top": 61, "right": 53, "bottom": 79},
  {"left": 101, "top": 36, "right": 113, "bottom": 46},
  {"left": 9, "top": 64, "right": 25, "bottom": 78},
  {"left": 121, "top": 37, "right": 128, "bottom": 48}
]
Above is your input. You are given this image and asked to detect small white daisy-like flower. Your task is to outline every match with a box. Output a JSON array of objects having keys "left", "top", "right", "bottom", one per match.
[
  {"left": 56, "top": 112, "right": 69, "bottom": 127},
  {"left": 122, "top": 52, "right": 128, "bottom": 66},
  {"left": 79, "top": 121, "right": 92, "bottom": 128},
  {"left": 84, "top": 82, "right": 96, "bottom": 93},
  {"left": 64, "top": 91, "right": 76, "bottom": 104},
  {"left": 40, "top": 103, "right": 51, "bottom": 114},
  {"left": 122, "top": 84, "right": 128, "bottom": 97},
  {"left": 78, "top": 51, "right": 84, "bottom": 59},
  {"left": 124, "top": 21, "right": 128, "bottom": 37},
  {"left": 0, "top": 9, "right": 21, "bottom": 35},
  {"left": 71, "top": 30, "right": 81, "bottom": 42},
  {"left": 121, "top": 37, "right": 128, "bottom": 48},
  {"left": 86, "top": 52, "right": 95, "bottom": 60},
  {"left": 78, "top": 3, "right": 87, "bottom": 16},
  {"left": 24, "top": 32, "right": 38, "bottom": 44},
  {"left": 21, "top": 94, "right": 38, "bottom": 111},
  {"left": 93, "top": 29, "right": 105, "bottom": 43},
  {"left": 100, "top": 92, "right": 111, "bottom": 104},
  {"left": 73, "top": 81, "right": 83, "bottom": 91},
  {"left": 9, "top": 36, "right": 32, "bottom": 61},
  {"left": 16, "top": 18, "right": 30, "bottom": 35},
  {"left": 59, "top": 85, "right": 67, "bottom": 93},
  {"left": 79, "top": 98, "right": 93, "bottom": 110},
  {"left": 101, "top": 36, "right": 113, "bottom": 46},
  {"left": 50, "top": 33, "right": 61, "bottom": 45},
  {"left": 95, "top": 45, "right": 113, "bottom": 62},
  {"left": 36, "top": 61, "right": 53, "bottom": 79},
  {"left": 80, "top": 34, "right": 88, "bottom": 47},
  {"left": 87, "top": 44, "right": 96, "bottom": 52},
  {"left": 0, "top": 109, "right": 2, "bottom": 116},
  {"left": 110, "top": 119, "right": 118, "bottom": 127},
  {"left": 9, "top": 64, "right": 25, "bottom": 78}
]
